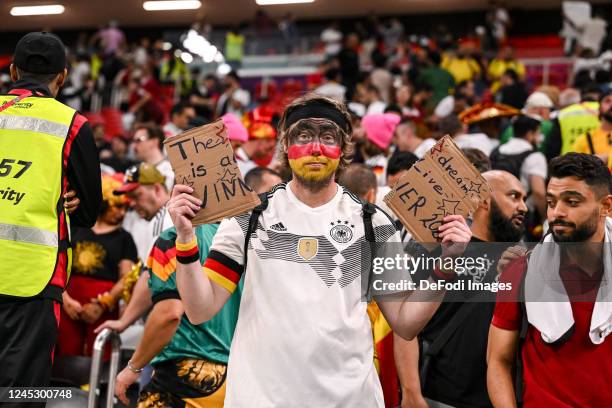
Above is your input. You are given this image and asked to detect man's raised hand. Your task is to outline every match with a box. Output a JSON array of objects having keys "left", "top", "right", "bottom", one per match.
[
  {"left": 438, "top": 215, "right": 472, "bottom": 259},
  {"left": 167, "top": 184, "right": 202, "bottom": 238}
]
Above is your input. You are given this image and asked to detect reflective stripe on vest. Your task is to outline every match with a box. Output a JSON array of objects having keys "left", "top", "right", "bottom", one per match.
[
  {"left": 0, "top": 115, "right": 69, "bottom": 138},
  {"left": 0, "top": 222, "right": 58, "bottom": 247},
  {"left": 558, "top": 102, "right": 600, "bottom": 154},
  {"left": 0, "top": 93, "right": 76, "bottom": 297}
]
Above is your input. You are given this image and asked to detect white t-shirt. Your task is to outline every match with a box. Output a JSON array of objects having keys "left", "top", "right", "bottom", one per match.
[
  {"left": 453, "top": 133, "right": 499, "bottom": 156},
  {"left": 376, "top": 186, "right": 412, "bottom": 244},
  {"left": 413, "top": 138, "right": 437, "bottom": 159},
  {"left": 371, "top": 68, "right": 393, "bottom": 103},
  {"left": 376, "top": 186, "right": 395, "bottom": 221},
  {"left": 71, "top": 61, "right": 91, "bottom": 90},
  {"left": 321, "top": 28, "right": 342, "bottom": 56},
  {"left": 366, "top": 100, "right": 387, "bottom": 115},
  {"left": 434, "top": 95, "right": 455, "bottom": 118},
  {"left": 216, "top": 88, "right": 251, "bottom": 117},
  {"left": 206, "top": 183, "right": 402, "bottom": 407},
  {"left": 162, "top": 122, "right": 182, "bottom": 138},
  {"left": 494, "top": 8, "right": 510, "bottom": 40},
  {"left": 235, "top": 147, "right": 257, "bottom": 178},
  {"left": 122, "top": 206, "right": 174, "bottom": 262},
  {"left": 498, "top": 137, "right": 547, "bottom": 192},
  {"left": 579, "top": 17, "right": 608, "bottom": 54},
  {"left": 365, "top": 154, "right": 389, "bottom": 186},
  {"left": 314, "top": 82, "right": 347, "bottom": 102},
  {"left": 155, "top": 159, "right": 175, "bottom": 192}
]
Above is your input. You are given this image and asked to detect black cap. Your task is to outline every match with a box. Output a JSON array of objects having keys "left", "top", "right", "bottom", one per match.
[{"left": 13, "top": 32, "right": 66, "bottom": 74}]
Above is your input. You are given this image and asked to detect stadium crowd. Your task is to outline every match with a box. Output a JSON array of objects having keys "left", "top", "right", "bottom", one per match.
[{"left": 0, "top": 5, "right": 611, "bottom": 408}]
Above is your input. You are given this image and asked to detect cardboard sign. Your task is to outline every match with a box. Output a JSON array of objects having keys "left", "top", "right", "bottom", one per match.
[
  {"left": 164, "top": 119, "right": 260, "bottom": 225},
  {"left": 384, "top": 135, "right": 490, "bottom": 247}
]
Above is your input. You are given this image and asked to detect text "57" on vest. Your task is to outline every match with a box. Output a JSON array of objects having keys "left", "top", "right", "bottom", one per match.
[{"left": 0, "top": 159, "right": 32, "bottom": 178}]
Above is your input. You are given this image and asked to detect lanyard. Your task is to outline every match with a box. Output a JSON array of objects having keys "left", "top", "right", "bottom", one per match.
[{"left": 0, "top": 91, "right": 34, "bottom": 113}]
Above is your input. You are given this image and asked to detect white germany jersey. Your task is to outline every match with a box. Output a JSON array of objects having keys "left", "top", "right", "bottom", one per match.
[{"left": 204, "top": 182, "right": 400, "bottom": 407}]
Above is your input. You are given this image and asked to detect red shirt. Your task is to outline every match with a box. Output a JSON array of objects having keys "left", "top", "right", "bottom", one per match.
[
  {"left": 493, "top": 257, "right": 612, "bottom": 407},
  {"left": 128, "top": 76, "right": 164, "bottom": 124}
]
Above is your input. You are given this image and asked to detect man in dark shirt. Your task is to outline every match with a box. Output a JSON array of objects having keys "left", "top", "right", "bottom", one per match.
[
  {"left": 496, "top": 69, "right": 528, "bottom": 110},
  {"left": 337, "top": 33, "right": 360, "bottom": 100},
  {"left": 0, "top": 32, "right": 101, "bottom": 399},
  {"left": 395, "top": 170, "right": 528, "bottom": 408}
]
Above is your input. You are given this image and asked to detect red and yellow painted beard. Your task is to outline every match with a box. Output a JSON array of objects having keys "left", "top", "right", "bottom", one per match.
[{"left": 288, "top": 142, "right": 341, "bottom": 183}]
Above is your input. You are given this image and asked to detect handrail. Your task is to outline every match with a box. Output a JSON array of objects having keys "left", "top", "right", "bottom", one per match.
[
  {"left": 520, "top": 57, "right": 575, "bottom": 87},
  {"left": 87, "top": 329, "right": 121, "bottom": 408}
]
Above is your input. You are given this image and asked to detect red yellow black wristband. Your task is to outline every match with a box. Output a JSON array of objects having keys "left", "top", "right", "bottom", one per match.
[{"left": 176, "top": 237, "right": 200, "bottom": 264}]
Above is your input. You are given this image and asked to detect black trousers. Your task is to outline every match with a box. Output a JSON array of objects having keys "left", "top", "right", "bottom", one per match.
[{"left": 0, "top": 298, "right": 59, "bottom": 408}]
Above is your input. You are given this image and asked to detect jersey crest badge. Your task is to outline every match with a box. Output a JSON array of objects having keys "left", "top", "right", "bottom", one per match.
[
  {"left": 297, "top": 238, "right": 318, "bottom": 261},
  {"left": 329, "top": 220, "right": 354, "bottom": 243}
]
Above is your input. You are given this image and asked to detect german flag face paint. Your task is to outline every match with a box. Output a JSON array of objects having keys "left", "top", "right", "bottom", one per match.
[
  {"left": 288, "top": 142, "right": 341, "bottom": 182},
  {"left": 286, "top": 118, "right": 344, "bottom": 183}
]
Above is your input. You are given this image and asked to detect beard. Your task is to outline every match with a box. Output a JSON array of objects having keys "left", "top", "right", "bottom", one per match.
[
  {"left": 601, "top": 109, "right": 612, "bottom": 123},
  {"left": 489, "top": 201, "right": 525, "bottom": 242},
  {"left": 550, "top": 209, "right": 599, "bottom": 242},
  {"left": 289, "top": 155, "right": 339, "bottom": 192}
]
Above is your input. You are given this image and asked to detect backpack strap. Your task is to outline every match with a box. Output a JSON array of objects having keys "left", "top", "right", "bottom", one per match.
[
  {"left": 490, "top": 146, "right": 535, "bottom": 180},
  {"left": 243, "top": 193, "right": 269, "bottom": 271},
  {"left": 489, "top": 146, "right": 502, "bottom": 162},
  {"left": 517, "top": 148, "right": 536, "bottom": 160},
  {"left": 362, "top": 200, "right": 377, "bottom": 301},
  {"left": 362, "top": 201, "right": 376, "bottom": 243}
]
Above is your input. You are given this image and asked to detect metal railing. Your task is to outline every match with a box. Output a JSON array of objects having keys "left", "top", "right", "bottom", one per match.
[
  {"left": 87, "top": 329, "right": 121, "bottom": 408},
  {"left": 520, "top": 57, "right": 575, "bottom": 88}
]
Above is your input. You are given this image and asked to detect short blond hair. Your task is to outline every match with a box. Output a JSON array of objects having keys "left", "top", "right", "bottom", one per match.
[{"left": 277, "top": 93, "right": 354, "bottom": 169}]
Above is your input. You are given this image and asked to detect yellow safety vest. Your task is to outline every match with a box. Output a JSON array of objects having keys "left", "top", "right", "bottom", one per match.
[
  {"left": 225, "top": 32, "right": 244, "bottom": 62},
  {"left": 160, "top": 58, "right": 193, "bottom": 96},
  {"left": 0, "top": 92, "right": 75, "bottom": 298},
  {"left": 558, "top": 102, "right": 600, "bottom": 154}
]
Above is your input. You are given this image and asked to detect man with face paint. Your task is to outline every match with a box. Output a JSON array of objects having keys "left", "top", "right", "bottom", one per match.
[{"left": 167, "top": 94, "right": 472, "bottom": 407}]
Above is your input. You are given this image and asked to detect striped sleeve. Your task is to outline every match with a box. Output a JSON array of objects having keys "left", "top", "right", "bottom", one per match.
[
  {"left": 203, "top": 217, "right": 246, "bottom": 294},
  {"left": 204, "top": 250, "right": 244, "bottom": 294},
  {"left": 147, "top": 236, "right": 177, "bottom": 283}
]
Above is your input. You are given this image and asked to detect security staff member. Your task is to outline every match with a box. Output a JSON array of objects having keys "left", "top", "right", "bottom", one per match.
[
  {"left": 545, "top": 95, "right": 600, "bottom": 160},
  {"left": 0, "top": 32, "right": 101, "bottom": 395},
  {"left": 571, "top": 90, "right": 612, "bottom": 169}
]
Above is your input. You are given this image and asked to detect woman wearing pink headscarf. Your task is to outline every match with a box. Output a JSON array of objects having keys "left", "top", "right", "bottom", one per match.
[
  {"left": 221, "top": 112, "right": 248, "bottom": 150},
  {"left": 361, "top": 113, "right": 401, "bottom": 186}
]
